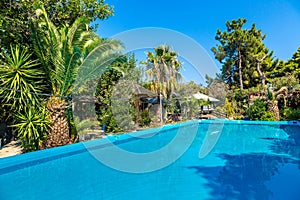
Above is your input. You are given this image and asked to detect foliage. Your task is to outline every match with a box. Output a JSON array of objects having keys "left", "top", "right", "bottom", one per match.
[
  {"left": 207, "top": 79, "right": 227, "bottom": 107},
  {"left": 282, "top": 108, "right": 300, "bottom": 121},
  {"left": 227, "top": 89, "right": 248, "bottom": 115},
  {"left": 31, "top": 4, "right": 121, "bottom": 146},
  {"left": 12, "top": 106, "right": 50, "bottom": 152},
  {"left": 0, "top": 0, "right": 113, "bottom": 54},
  {"left": 32, "top": 4, "right": 121, "bottom": 96},
  {"left": 234, "top": 115, "right": 244, "bottom": 120},
  {"left": 152, "top": 18, "right": 300, "bottom": 121},
  {"left": 260, "top": 112, "right": 276, "bottom": 121},
  {"left": 214, "top": 106, "right": 225, "bottom": 113},
  {"left": 212, "top": 18, "right": 273, "bottom": 90},
  {"left": 32, "top": 5, "right": 121, "bottom": 97},
  {"left": 142, "top": 45, "right": 183, "bottom": 123},
  {"left": 139, "top": 110, "right": 151, "bottom": 127},
  {"left": 74, "top": 117, "right": 100, "bottom": 135},
  {"left": 247, "top": 99, "right": 267, "bottom": 120},
  {"left": 225, "top": 98, "right": 234, "bottom": 117},
  {"left": 287, "top": 47, "right": 300, "bottom": 78},
  {"left": 0, "top": 45, "right": 44, "bottom": 111},
  {"left": 143, "top": 45, "right": 182, "bottom": 99},
  {"left": 165, "top": 97, "right": 182, "bottom": 122},
  {"left": 95, "top": 54, "right": 137, "bottom": 133},
  {"left": 269, "top": 73, "right": 298, "bottom": 91},
  {"left": 175, "top": 81, "right": 203, "bottom": 97},
  {"left": 180, "top": 97, "right": 200, "bottom": 120},
  {"left": 271, "top": 47, "right": 300, "bottom": 79}
]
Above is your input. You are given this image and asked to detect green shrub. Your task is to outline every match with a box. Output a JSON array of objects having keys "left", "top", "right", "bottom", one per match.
[
  {"left": 234, "top": 115, "right": 244, "bottom": 120},
  {"left": 225, "top": 98, "right": 234, "bottom": 117},
  {"left": 247, "top": 99, "right": 267, "bottom": 120},
  {"left": 214, "top": 106, "right": 224, "bottom": 113},
  {"left": 12, "top": 106, "right": 50, "bottom": 151},
  {"left": 260, "top": 112, "right": 276, "bottom": 121},
  {"left": 283, "top": 108, "right": 300, "bottom": 120},
  {"left": 139, "top": 110, "right": 151, "bottom": 127}
]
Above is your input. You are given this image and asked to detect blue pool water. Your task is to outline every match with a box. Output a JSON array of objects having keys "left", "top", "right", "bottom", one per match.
[{"left": 0, "top": 120, "right": 300, "bottom": 200}]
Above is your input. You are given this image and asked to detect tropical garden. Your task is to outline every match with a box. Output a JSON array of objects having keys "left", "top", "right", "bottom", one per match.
[{"left": 0, "top": 1, "right": 299, "bottom": 153}]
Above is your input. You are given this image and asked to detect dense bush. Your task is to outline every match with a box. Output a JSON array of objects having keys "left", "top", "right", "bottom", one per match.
[
  {"left": 246, "top": 99, "right": 267, "bottom": 120},
  {"left": 282, "top": 108, "right": 300, "bottom": 120},
  {"left": 139, "top": 110, "right": 151, "bottom": 127},
  {"left": 260, "top": 112, "right": 276, "bottom": 121},
  {"left": 224, "top": 98, "right": 234, "bottom": 117}
]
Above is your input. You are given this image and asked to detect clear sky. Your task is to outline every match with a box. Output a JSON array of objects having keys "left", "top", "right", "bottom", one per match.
[{"left": 96, "top": 0, "right": 300, "bottom": 83}]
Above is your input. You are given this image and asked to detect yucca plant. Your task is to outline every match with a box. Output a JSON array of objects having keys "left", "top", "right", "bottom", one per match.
[
  {"left": 0, "top": 45, "right": 44, "bottom": 111},
  {"left": 12, "top": 106, "right": 50, "bottom": 151},
  {"left": 0, "top": 45, "right": 45, "bottom": 148},
  {"left": 31, "top": 4, "right": 122, "bottom": 147}
]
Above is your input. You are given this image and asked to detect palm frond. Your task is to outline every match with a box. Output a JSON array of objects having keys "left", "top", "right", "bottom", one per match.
[{"left": 74, "top": 40, "right": 123, "bottom": 90}]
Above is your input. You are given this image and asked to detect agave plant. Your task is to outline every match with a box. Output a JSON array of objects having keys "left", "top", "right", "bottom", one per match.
[{"left": 31, "top": 4, "right": 122, "bottom": 147}]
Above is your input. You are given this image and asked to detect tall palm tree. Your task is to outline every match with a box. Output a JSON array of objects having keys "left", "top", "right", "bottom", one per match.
[
  {"left": 143, "top": 45, "right": 182, "bottom": 123},
  {"left": 31, "top": 4, "right": 122, "bottom": 147},
  {"left": 145, "top": 45, "right": 182, "bottom": 98}
]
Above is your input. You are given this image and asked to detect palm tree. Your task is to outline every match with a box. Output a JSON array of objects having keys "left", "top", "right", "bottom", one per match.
[
  {"left": 143, "top": 45, "right": 182, "bottom": 123},
  {"left": 31, "top": 4, "right": 122, "bottom": 147}
]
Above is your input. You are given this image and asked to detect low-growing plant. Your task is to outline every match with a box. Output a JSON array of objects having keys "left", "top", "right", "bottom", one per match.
[
  {"left": 247, "top": 98, "right": 267, "bottom": 120},
  {"left": 12, "top": 106, "right": 50, "bottom": 151},
  {"left": 139, "top": 110, "right": 151, "bottom": 127},
  {"left": 234, "top": 115, "right": 244, "bottom": 120},
  {"left": 225, "top": 98, "right": 234, "bottom": 117},
  {"left": 260, "top": 111, "right": 276, "bottom": 121},
  {"left": 282, "top": 108, "right": 300, "bottom": 120}
]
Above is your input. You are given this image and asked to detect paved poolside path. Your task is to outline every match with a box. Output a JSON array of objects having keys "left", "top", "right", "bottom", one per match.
[{"left": 0, "top": 140, "right": 23, "bottom": 158}]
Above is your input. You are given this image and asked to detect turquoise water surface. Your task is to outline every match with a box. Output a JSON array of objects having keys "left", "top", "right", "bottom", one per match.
[{"left": 0, "top": 120, "right": 300, "bottom": 200}]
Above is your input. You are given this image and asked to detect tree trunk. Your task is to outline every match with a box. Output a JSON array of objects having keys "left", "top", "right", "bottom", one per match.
[
  {"left": 256, "top": 61, "right": 265, "bottom": 88},
  {"left": 268, "top": 100, "right": 280, "bottom": 121},
  {"left": 238, "top": 49, "right": 243, "bottom": 90},
  {"left": 256, "top": 55, "right": 267, "bottom": 88},
  {"left": 45, "top": 97, "right": 70, "bottom": 148}
]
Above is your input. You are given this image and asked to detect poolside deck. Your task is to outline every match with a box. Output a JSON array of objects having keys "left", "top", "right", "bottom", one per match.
[{"left": 0, "top": 140, "right": 22, "bottom": 158}]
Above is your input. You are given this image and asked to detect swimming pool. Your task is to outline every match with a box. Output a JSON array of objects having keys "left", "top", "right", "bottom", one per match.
[{"left": 0, "top": 120, "right": 300, "bottom": 200}]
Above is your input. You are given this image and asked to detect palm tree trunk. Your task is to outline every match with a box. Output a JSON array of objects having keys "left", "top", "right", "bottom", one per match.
[{"left": 45, "top": 97, "right": 70, "bottom": 148}]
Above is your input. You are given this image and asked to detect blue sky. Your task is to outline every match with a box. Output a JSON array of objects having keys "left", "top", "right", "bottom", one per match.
[{"left": 97, "top": 0, "right": 300, "bottom": 83}]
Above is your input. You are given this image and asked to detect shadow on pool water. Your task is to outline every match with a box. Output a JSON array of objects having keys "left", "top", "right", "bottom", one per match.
[{"left": 187, "top": 125, "right": 300, "bottom": 200}]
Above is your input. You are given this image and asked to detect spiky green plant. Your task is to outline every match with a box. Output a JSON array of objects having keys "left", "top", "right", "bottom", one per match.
[
  {"left": 12, "top": 106, "right": 50, "bottom": 151},
  {"left": 0, "top": 45, "right": 44, "bottom": 111}
]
